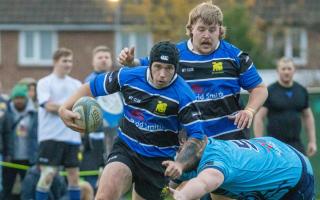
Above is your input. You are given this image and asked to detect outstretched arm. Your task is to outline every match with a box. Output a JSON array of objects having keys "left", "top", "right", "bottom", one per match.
[
  {"left": 170, "top": 168, "right": 224, "bottom": 200},
  {"left": 176, "top": 138, "right": 205, "bottom": 171},
  {"left": 163, "top": 137, "right": 205, "bottom": 179}
]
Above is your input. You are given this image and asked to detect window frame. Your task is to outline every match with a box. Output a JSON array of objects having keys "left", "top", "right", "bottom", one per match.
[
  {"left": 18, "top": 31, "right": 58, "bottom": 67},
  {"left": 115, "top": 31, "right": 153, "bottom": 59},
  {"left": 266, "top": 27, "right": 308, "bottom": 66}
]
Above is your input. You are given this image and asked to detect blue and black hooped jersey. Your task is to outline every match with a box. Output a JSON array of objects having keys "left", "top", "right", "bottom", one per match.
[
  {"left": 90, "top": 66, "right": 204, "bottom": 158},
  {"left": 140, "top": 40, "right": 263, "bottom": 137}
]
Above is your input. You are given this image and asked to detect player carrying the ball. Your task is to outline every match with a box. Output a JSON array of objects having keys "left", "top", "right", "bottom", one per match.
[{"left": 59, "top": 41, "right": 206, "bottom": 200}]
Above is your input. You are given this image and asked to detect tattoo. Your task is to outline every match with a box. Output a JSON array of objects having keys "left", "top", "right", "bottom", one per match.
[{"left": 175, "top": 137, "right": 206, "bottom": 171}]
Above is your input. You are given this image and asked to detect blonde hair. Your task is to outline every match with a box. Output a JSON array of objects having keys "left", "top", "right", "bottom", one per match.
[
  {"left": 186, "top": 1, "right": 226, "bottom": 39},
  {"left": 277, "top": 57, "right": 295, "bottom": 69}
]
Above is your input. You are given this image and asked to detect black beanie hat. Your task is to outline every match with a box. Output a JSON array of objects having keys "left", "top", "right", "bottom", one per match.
[{"left": 149, "top": 41, "right": 179, "bottom": 71}]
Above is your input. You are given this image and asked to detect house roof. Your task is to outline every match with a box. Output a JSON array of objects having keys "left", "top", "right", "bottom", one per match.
[
  {"left": 0, "top": 0, "right": 144, "bottom": 25},
  {"left": 253, "top": 0, "right": 320, "bottom": 26}
]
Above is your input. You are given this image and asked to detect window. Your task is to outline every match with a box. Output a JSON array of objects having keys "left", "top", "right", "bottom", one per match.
[
  {"left": 19, "top": 31, "right": 58, "bottom": 66},
  {"left": 266, "top": 27, "right": 307, "bottom": 65},
  {"left": 115, "top": 31, "right": 153, "bottom": 59}
]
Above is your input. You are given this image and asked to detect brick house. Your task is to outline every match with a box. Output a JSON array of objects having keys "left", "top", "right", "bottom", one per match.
[
  {"left": 0, "top": 0, "right": 153, "bottom": 93},
  {"left": 1, "top": 0, "right": 320, "bottom": 92},
  {"left": 253, "top": 0, "right": 320, "bottom": 68}
]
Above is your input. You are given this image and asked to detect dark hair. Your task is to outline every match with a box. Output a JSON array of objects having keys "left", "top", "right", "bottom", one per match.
[{"left": 53, "top": 48, "right": 73, "bottom": 62}]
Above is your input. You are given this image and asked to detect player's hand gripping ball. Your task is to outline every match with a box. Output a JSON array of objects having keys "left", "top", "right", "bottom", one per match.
[{"left": 72, "top": 96, "right": 103, "bottom": 133}]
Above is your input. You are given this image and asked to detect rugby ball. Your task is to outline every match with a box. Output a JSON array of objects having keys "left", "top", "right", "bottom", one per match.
[
  {"left": 72, "top": 96, "right": 103, "bottom": 133},
  {"left": 97, "top": 92, "right": 124, "bottom": 128}
]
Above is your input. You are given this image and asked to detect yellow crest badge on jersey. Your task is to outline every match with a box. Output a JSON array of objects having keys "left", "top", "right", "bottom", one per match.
[
  {"left": 155, "top": 101, "right": 167, "bottom": 115},
  {"left": 212, "top": 61, "right": 223, "bottom": 74}
]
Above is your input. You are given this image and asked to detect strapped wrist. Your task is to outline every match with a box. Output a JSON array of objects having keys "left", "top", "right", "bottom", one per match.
[{"left": 244, "top": 107, "right": 256, "bottom": 116}]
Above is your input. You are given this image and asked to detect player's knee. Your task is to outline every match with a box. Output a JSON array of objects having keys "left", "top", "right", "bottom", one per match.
[
  {"left": 95, "top": 191, "right": 118, "bottom": 200},
  {"left": 37, "top": 166, "right": 57, "bottom": 190},
  {"left": 67, "top": 168, "right": 80, "bottom": 186}
]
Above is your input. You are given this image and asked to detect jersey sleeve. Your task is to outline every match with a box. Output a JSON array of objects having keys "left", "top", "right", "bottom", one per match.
[
  {"left": 238, "top": 52, "right": 263, "bottom": 90},
  {"left": 84, "top": 72, "right": 94, "bottom": 83},
  {"left": 139, "top": 57, "right": 150, "bottom": 66},
  {"left": 89, "top": 70, "right": 121, "bottom": 97},
  {"left": 177, "top": 81, "right": 205, "bottom": 140},
  {"left": 75, "top": 79, "right": 82, "bottom": 88},
  {"left": 200, "top": 159, "right": 227, "bottom": 174},
  {"left": 37, "top": 79, "right": 51, "bottom": 107},
  {"left": 197, "top": 140, "right": 230, "bottom": 182}
]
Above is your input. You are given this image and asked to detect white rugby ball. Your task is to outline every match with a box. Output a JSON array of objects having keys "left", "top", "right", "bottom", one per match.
[{"left": 72, "top": 96, "right": 103, "bottom": 133}]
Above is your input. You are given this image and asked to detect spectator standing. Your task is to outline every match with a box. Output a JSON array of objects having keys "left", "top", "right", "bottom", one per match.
[
  {"left": 2, "top": 84, "right": 38, "bottom": 199},
  {"left": 0, "top": 81, "right": 12, "bottom": 199},
  {"left": 254, "top": 57, "right": 317, "bottom": 157},
  {"left": 19, "top": 77, "right": 38, "bottom": 109},
  {"left": 81, "top": 46, "right": 116, "bottom": 190},
  {"left": 36, "top": 48, "right": 82, "bottom": 200}
]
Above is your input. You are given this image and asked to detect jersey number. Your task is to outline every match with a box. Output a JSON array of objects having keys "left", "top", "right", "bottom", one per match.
[{"left": 231, "top": 140, "right": 258, "bottom": 151}]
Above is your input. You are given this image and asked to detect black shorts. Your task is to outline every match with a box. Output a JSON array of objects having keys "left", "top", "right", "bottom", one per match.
[
  {"left": 37, "top": 140, "right": 80, "bottom": 168},
  {"left": 106, "top": 138, "right": 171, "bottom": 200},
  {"left": 281, "top": 148, "right": 315, "bottom": 199},
  {"left": 80, "top": 138, "right": 105, "bottom": 170}
]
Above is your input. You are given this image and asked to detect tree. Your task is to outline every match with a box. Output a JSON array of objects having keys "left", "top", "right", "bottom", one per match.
[
  {"left": 123, "top": 0, "right": 199, "bottom": 42},
  {"left": 221, "top": 1, "right": 274, "bottom": 69},
  {"left": 123, "top": 0, "right": 274, "bottom": 68}
]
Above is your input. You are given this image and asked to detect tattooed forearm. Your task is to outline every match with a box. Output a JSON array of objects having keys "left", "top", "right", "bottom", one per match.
[{"left": 175, "top": 137, "right": 206, "bottom": 171}]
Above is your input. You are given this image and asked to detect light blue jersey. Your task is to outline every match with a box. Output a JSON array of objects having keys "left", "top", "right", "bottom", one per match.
[{"left": 180, "top": 137, "right": 313, "bottom": 199}]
